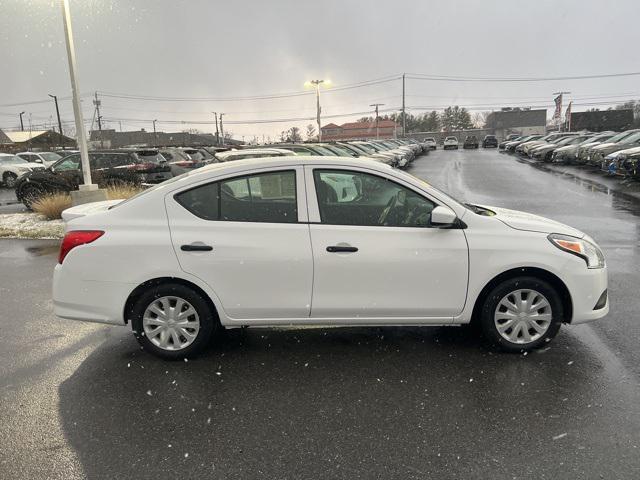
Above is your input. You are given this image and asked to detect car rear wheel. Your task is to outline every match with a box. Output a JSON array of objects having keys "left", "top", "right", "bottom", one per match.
[
  {"left": 479, "top": 276, "right": 563, "bottom": 352},
  {"left": 131, "top": 283, "right": 219, "bottom": 359},
  {"left": 3, "top": 172, "right": 17, "bottom": 188}
]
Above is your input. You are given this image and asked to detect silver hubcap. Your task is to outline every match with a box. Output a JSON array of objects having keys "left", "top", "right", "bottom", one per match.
[
  {"left": 142, "top": 296, "right": 200, "bottom": 351},
  {"left": 494, "top": 289, "right": 552, "bottom": 344}
]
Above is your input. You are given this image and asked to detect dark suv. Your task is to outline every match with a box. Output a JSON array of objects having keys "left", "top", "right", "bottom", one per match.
[
  {"left": 463, "top": 135, "right": 479, "bottom": 149},
  {"left": 482, "top": 135, "right": 498, "bottom": 148},
  {"left": 15, "top": 149, "right": 171, "bottom": 208}
]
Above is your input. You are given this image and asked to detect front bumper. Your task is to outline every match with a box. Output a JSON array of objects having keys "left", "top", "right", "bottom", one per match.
[{"left": 565, "top": 264, "right": 609, "bottom": 324}]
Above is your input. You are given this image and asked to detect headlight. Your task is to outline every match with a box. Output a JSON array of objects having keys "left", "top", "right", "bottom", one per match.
[{"left": 548, "top": 233, "right": 605, "bottom": 269}]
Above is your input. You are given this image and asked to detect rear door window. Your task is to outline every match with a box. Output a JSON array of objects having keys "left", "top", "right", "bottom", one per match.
[{"left": 175, "top": 170, "right": 297, "bottom": 223}]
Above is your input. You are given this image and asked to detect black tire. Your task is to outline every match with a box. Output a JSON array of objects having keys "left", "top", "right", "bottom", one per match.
[
  {"left": 3, "top": 172, "right": 17, "bottom": 188},
  {"left": 131, "top": 283, "right": 220, "bottom": 359},
  {"left": 479, "top": 276, "right": 563, "bottom": 352},
  {"left": 20, "top": 184, "right": 44, "bottom": 209}
]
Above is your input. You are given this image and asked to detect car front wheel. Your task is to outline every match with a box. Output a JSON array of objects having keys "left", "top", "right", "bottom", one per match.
[
  {"left": 131, "top": 283, "right": 219, "bottom": 359},
  {"left": 20, "top": 184, "right": 44, "bottom": 209},
  {"left": 479, "top": 276, "right": 563, "bottom": 352}
]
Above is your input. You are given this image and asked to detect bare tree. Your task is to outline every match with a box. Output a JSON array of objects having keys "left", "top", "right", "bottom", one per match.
[{"left": 305, "top": 123, "right": 317, "bottom": 141}]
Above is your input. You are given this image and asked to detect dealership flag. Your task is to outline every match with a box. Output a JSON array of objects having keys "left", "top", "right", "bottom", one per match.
[
  {"left": 553, "top": 94, "right": 563, "bottom": 121},
  {"left": 565, "top": 102, "right": 572, "bottom": 131}
]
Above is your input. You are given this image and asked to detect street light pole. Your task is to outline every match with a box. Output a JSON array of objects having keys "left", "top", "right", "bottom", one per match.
[
  {"left": 309, "top": 79, "right": 324, "bottom": 142},
  {"left": 60, "top": 0, "right": 94, "bottom": 188},
  {"left": 48, "top": 94, "right": 63, "bottom": 139},
  {"left": 19, "top": 111, "right": 25, "bottom": 131},
  {"left": 370, "top": 103, "right": 385, "bottom": 139}
]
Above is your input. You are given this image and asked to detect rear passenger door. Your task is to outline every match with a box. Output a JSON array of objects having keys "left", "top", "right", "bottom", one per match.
[{"left": 165, "top": 166, "right": 313, "bottom": 320}]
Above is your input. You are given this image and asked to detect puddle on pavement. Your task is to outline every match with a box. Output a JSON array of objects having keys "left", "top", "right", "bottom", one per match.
[{"left": 25, "top": 245, "right": 60, "bottom": 257}]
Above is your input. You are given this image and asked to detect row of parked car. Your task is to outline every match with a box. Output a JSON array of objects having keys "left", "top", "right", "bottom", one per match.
[
  {"left": 0, "top": 138, "right": 430, "bottom": 208},
  {"left": 421, "top": 135, "right": 499, "bottom": 150},
  {"left": 499, "top": 130, "right": 640, "bottom": 179}
]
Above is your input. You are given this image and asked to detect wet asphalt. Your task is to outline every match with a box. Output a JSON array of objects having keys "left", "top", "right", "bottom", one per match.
[{"left": 0, "top": 149, "right": 639, "bottom": 480}]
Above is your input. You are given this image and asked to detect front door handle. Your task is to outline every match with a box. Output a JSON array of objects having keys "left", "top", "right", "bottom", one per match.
[
  {"left": 326, "top": 245, "right": 358, "bottom": 253},
  {"left": 181, "top": 244, "right": 213, "bottom": 252}
]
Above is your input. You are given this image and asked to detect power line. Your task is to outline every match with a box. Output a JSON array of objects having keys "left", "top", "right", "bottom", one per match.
[
  {"left": 405, "top": 71, "right": 640, "bottom": 83},
  {"left": 96, "top": 75, "right": 401, "bottom": 102}
]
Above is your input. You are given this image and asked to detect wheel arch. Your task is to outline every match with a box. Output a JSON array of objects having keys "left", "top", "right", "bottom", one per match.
[
  {"left": 123, "top": 276, "right": 221, "bottom": 326},
  {"left": 471, "top": 267, "right": 573, "bottom": 325}
]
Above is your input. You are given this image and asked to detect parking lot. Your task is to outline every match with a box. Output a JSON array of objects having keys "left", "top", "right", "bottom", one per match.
[{"left": 1, "top": 148, "right": 639, "bottom": 479}]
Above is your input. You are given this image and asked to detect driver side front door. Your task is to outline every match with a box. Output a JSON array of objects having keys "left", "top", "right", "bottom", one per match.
[{"left": 305, "top": 166, "right": 469, "bottom": 321}]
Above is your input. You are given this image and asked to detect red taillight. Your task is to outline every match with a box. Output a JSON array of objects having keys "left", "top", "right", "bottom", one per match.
[
  {"left": 174, "top": 160, "right": 194, "bottom": 167},
  {"left": 58, "top": 230, "right": 104, "bottom": 264},
  {"left": 127, "top": 162, "right": 156, "bottom": 171}
]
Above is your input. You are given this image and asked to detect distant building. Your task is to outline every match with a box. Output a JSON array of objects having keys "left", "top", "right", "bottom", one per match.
[
  {"left": 89, "top": 129, "right": 242, "bottom": 148},
  {"left": 569, "top": 109, "right": 634, "bottom": 132},
  {"left": 0, "top": 129, "right": 76, "bottom": 153},
  {"left": 320, "top": 120, "right": 399, "bottom": 140},
  {"left": 484, "top": 109, "right": 547, "bottom": 140},
  {"left": 0, "top": 129, "right": 11, "bottom": 144}
]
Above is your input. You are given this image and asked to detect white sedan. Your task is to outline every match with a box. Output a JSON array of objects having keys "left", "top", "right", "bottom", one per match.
[
  {"left": 54, "top": 156, "right": 608, "bottom": 359},
  {"left": 443, "top": 136, "right": 459, "bottom": 150},
  {"left": 0, "top": 153, "right": 46, "bottom": 188}
]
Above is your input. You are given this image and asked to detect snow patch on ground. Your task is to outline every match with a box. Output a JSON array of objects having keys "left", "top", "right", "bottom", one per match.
[{"left": 0, "top": 213, "right": 64, "bottom": 239}]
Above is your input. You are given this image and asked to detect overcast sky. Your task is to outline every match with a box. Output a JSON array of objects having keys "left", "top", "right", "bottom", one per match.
[{"left": 2, "top": 0, "right": 640, "bottom": 140}]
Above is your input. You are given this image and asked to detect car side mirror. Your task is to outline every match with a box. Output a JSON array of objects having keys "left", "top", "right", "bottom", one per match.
[{"left": 430, "top": 205, "right": 457, "bottom": 227}]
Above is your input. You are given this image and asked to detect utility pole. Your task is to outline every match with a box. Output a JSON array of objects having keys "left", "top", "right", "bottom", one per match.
[
  {"left": 219, "top": 113, "right": 225, "bottom": 146},
  {"left": 153, "top": 119, "right": 157, "bottom": 145},
  {"left": 402, "top": 73, "right": 406, "bottom": 137},
  {"left": 19, "top": 111, "right": 25, "bottom": 131},
  {"left": 370, "top": 103, "right": 385, "bottom": 139},
  {"left": 93, "top": 92, "right": 102, "bottom": 131},
  {"left": 212, "top": 112, "right": 219, "bottom": 145}
]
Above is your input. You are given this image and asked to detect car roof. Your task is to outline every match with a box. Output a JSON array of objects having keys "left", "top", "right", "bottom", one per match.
[{"left": 176, "top": 155, "right": 391, "bottom": 181}]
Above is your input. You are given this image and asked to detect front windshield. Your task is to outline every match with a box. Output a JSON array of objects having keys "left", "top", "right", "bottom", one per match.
[
  {"left": 353, "top": 143, "right": 377, "bottom": 154},
  {"left": 41, "top": 152, "right": 62, "bottom": 162},
  {"left": 0, "top": 155, "right": 27, "bottom": 165},
  {"left": 620, "top": 131, "right": 640, "bottom": 144},
  {"left": 607, "top": 131, "right": 635, "bottom": 143}
]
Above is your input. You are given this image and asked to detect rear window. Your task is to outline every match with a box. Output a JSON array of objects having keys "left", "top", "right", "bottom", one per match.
[
  {"left": 133, "top": 151, "right": 165, "bottom": 164},
  {"left": 175, "top": 170, "right": 297, "bottom": 223}
]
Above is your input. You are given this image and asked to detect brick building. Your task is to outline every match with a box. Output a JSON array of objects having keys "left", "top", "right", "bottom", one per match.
[{"left": 321, "top": 120, "right": 399, "bottom": 140}]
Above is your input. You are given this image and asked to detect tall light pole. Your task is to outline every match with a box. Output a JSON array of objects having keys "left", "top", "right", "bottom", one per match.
[
  {"left": 19, "top": 112, "right": 25, "bottom": 131},
  {"left": 60, "top": 0, "right": 100, "bottom": 197},
  {"left": 48, "top": 94, "right": 63, "bottom": 139},
  {"left": 306, "top": 79, "right": 331, "bottom": 142},
  {"left": 370, "top": 103, "right": 385, "bottom": 139}
]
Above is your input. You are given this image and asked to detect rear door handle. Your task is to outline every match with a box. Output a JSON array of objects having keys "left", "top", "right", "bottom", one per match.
[
  {"left": 181, "top": 244, "right": 213, "bottom": 252},
  {"left": 326, "top": 245, "right": 358, "bottom": 253}
]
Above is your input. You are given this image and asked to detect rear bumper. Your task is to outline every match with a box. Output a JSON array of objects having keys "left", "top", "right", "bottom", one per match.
[{"left": 53, "top": 264, "right": 132, "bottom": 325}]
